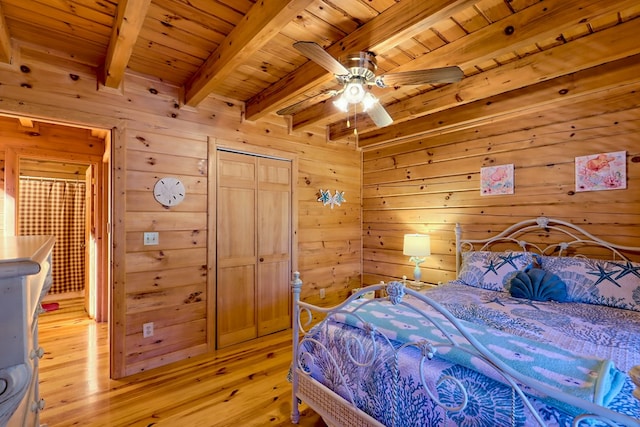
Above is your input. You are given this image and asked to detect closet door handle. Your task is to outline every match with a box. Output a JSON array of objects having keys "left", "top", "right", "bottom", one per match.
[{"left": 259, "top": 257, "right": 264, "bottom": 262}]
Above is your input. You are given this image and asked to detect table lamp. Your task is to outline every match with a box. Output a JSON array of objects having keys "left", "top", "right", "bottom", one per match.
[{"left": 403, "top": 234, "right": 431, "bottom": 282}]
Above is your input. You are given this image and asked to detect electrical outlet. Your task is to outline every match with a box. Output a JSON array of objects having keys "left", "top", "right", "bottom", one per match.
[
  {"left": 319, "top": 288, "right": 325, "bottom": 299},
  {"left": 143, "top": 322, "right": 154, "bottom": 338},
  {"left": 143, "top": 232, "right": 159, "bottom": 245}
]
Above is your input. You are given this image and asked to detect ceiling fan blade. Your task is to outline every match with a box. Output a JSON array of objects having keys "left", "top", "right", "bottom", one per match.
[
  {"left": 293, "top": 41, "right": 350, "bottom": 76},
  {"left": 276, "top": 90, "right": 341, "bottom": 116},
  {"left": 366, "top": 102, "right": 393, "bottom": 128},
  {"left": 376, "top": 66, "right": 464, "bottom": 87}
]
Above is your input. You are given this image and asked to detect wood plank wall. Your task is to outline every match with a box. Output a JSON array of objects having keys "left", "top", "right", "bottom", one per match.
[
  {"left": 20, "top": 158, "right": 88, "bottom": 180},
  {"left": 0, "top": 48, "right": 361, "bottom": 378},
  {"left": 362, "top": 81, "right": 640, "bottom": 287},
  {"left": 117, "top": 128, "right": 210, "bottom": 375}
]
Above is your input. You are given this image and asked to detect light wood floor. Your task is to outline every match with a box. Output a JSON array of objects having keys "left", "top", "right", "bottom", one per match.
[{"left": 38, "top": 299, "right": 326, "bottom": 427}]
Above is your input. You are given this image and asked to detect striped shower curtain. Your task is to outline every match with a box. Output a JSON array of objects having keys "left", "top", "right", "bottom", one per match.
[{"left": 19, "top": 178, "right": 86, "bottom": 294}]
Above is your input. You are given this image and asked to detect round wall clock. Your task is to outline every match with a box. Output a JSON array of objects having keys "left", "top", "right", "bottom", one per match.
[{"left": 153, "top": 177, "right": 186, "bottom": 207}]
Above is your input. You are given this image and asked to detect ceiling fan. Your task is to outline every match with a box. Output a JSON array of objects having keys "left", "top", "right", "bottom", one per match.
[{"left": 277, "top": 41, "right": 464, "bottom": 128}]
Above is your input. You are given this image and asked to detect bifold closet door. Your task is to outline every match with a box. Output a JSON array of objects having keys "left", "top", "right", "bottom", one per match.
[
  {"left": 256, "top": 157, "right": 291, "bottom": 337},
  {"left": 216, "top": 151, "right": 291, "bottom": 348},
  {"left": 217, "top": 151, "right": 258, "bottom": 348}
]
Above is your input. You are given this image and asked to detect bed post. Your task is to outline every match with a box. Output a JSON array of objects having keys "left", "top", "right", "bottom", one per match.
[
  {"left": 290, "top": 271, "right": 302, "bottom": 424},
  {"left": 455, "top": 223, "right": 462, "bottom": 276}
]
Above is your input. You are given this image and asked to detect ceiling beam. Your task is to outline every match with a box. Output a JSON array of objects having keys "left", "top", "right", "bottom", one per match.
[
  {"left": 330, "top": 10, "right": 640, "bottom": 141},
  {"left": 356, "top": 53, "right": 640, "bottom": 148},
  {"left": 293, "top": 0, "right": 635, "bottom": 132},
  {"left": 102, "top": 0, "right": 152, "bottom": 89},
  {"left": 0, "top": 2, "right": 12, "bottom": 63},
  {"left": 183, "top": 0, "right": 314, "bottom": 108},
  {"left": 244, "top": 0, "right": 476, "bottom": 122}
]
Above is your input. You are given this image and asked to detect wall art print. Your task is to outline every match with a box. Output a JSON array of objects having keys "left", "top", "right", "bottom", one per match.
[
  {"left": 575, "top": 151, "right": 626, "bottom": 192},
  {"left": 480, "top": 164, "right": 514, "bottom": 196}
]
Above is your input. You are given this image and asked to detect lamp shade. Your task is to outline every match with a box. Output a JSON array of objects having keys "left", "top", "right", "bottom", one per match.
[{"left": 403, "top": 234, "right": 431, "bottom": 257}]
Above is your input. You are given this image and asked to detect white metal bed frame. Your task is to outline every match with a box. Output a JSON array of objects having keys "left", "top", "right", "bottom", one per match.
[{"left": 291, "top": 217, "right": 640, "bottom": 427}]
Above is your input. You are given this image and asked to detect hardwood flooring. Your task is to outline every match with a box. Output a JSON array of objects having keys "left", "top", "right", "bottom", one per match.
[{"left": 38, "top": 299, "right": 326, "bottom": 427}]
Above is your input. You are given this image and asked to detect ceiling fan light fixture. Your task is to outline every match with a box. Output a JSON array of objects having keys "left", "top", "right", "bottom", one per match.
[
  {"left": 333, "top": 94, "right": 349, "bottom": 112},
  {"left": 362, "top": 92, "right": 378, "bottom": 111},
  {"left": 343, "top": 80, "right": 366, "bottom": 104}
]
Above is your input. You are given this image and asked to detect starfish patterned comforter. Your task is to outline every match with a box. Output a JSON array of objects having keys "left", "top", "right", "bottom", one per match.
[{"left": 298, "top": 282, "right": 640, "bottom": 426}]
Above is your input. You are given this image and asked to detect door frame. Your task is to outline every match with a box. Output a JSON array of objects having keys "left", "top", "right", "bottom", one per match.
[{"left": 7, "top": 138, "right": 111, "bottom": 321}]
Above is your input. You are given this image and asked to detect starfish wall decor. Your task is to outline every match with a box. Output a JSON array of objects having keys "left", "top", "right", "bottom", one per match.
[{"left": 317, "top": 189, "right": 346, "bottom": 209}]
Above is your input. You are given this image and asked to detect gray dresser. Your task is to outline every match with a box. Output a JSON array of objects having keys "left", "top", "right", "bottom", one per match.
[{"left": 0, "top": 235, "right": 55, "bottom": 427}]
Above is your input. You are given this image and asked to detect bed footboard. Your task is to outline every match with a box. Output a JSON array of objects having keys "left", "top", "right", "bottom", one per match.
[
  {"left": 296, "top": 373, "right": 384, "bottom": 427},
  {"left": 290, "top": 272, "right": 640, "bottom": 427}
]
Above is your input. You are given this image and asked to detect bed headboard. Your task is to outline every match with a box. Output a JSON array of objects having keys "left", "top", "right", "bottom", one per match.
[{"left": 455, "top": 217, "right": 640, "bottom": 275}]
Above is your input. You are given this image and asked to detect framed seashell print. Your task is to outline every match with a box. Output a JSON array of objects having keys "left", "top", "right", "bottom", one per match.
[{"left": 575, "top": 150, "right": 626, "bottom": 192}]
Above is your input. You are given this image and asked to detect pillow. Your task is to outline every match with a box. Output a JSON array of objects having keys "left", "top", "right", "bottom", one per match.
[
  {"left": 509, "top": 266, "right": 567, "bottom": 302},
  {"left": 457, "top": 251, "right": 534, "bottom": 292},
  {"left": 538, "top": 256, "right": 640, "bottom": 311}
]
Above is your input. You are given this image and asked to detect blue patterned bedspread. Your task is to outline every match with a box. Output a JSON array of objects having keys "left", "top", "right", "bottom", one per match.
[
  {"left": 336, "top": 297, "right": 626, "bottom": 416},
  {"left": 299, "top": 282, "right": 640, "bottom": 426}
]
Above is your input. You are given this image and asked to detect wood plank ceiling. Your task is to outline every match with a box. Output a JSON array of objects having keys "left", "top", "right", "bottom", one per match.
[{"left": 0, "top": 0, "right": 638, "bottom": 147}]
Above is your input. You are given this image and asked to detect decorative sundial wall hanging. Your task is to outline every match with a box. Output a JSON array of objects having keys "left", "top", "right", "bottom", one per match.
[{"left": 154, "top": 177, "right": 186, "bottom": 207}]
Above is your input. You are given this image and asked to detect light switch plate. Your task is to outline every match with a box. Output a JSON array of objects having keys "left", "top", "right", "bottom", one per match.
[{"left": 143, "top": 232, "right": 159, "bottom": 245}]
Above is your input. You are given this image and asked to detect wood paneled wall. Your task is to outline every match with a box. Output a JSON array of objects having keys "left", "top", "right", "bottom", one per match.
[
  {"left": 20, "top": 158, "right": 88, "bottom": 181},
  {"left": 0, "top": 48, "right": 361, "bottom": 377},
  {"left": 362, "top": 82, "right": 640, "bottom": 286},
  {"left": 115, "top": 128, "right": 210, "bottom": 375}
]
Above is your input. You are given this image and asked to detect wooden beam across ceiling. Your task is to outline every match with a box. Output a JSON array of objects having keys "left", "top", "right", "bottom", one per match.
[
  {"left": 293, "top": 0, "right": 637, "bottom": 133},
  {"left": 0, "top": 2, "right": 12, "bottom": 63},
  {"left": 332, "top": 5, "right": 640, "bottom": 141},
  {"left": 244, "top": 0, "right": 477, "bottom": 122},
  {"left": 183, "top": 0, "right": 315, "bottom": 108},
  {"left": 102, "top": 0, "right": 152, "bottom": 89},
  {"left": 356, "top": 53, "right": 640, "bottom": 148}
]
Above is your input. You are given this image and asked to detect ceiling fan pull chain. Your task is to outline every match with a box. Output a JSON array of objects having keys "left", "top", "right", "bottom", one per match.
[
  {"left": 353, "top": 104, "right": 358, "bottom": 144},
  {"left": 353, "top": 103, "right": 358, "bottom": 136},
  {"left": 354, "top": 105, "right": 359, "bottom": 144}
]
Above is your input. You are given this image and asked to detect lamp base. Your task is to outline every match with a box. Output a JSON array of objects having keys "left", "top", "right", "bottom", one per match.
[{"left": 409, "top": 256, "right": 425, "bottom": 282}]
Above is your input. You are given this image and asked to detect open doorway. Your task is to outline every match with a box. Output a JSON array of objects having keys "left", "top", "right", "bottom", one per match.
[
  {"left": 0, "top": 115, "right": 111, "bottom": 322},
  {"left": 18, "top": 160, "right": 93, "bottom": 314}
]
